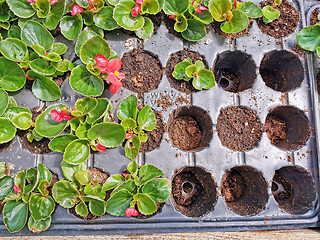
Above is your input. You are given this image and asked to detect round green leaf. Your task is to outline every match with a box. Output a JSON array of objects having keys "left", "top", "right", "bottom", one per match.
[
  {"left": 0, "top": 38, "right": 28, "bottom": 62},
  {"left": 192, "top": 9, "right": 213, "bottom": 25},
  {"left": 0, "top": 118, "right": 16, "bottom": 144},
  {"left": 69, "top": 65, "right": 104, "bottom": 97},
  {"left": 193, "top": 69, "right": 215, "bottom": 90},
  {"left": 117, "top": 94, "right": 138, "bottom": 120},
  {"left": 35, "top": 104, "right": 68, "bottom": 138},
  {"left": 43, "top": 0, "right": 66, "bottom": 30},
  {"left": 135, "top": 17, "right": 154, "bottom": 39},
  {"left": 36, "top": 0, "right": 50, "bottom": 18},
  {"left": 30, "top": 59, "right": 56, "bottom": 76},
  {"left": 0, "top": 176, "right": 14, "bottom": 200},
  {"left": 21, "top": 21, "right": 54, "bottom": 51},
  {"left": 64, "top": 139, "right": 90, "bottom": 165},
  {"left": 31, "top": 74, "right": 61, "bottom": 101},
  {"left": 31, "top": 44, "right": 61, "bottom": 62},
  {"left": 0, "top": 2, "right": 10, "bottom": 22},
  {"left": 6, "top": 0, "right": 35, "bottom": 18},
  {"left": 163, "top": 0, "right": 189, "bottom": 15},
  {"left": 88, "top": 122, "right": 126, "bottom": 148},
  {"left": 185, "top": 65, "right": 197, "bottom": 78},
  {"left": 208, "top": 0, "right": 232, "bottom": 21},
  {"left": 87, "top": 98, "right": 110, "bottom": 124},
  {"left": 29, "top": 194, "right": 55, "bottom": 221},
  {"left": 8, "top": 26, "right": 21, "bottom": 39},
  {"left": 121, "top": 118, "right": 137, "bottom": 131},
  {"left": 37, "top": 163, "right": 52, "bottom": 185},
  {"left": 28, "top": 215, "right": 51, "bottom": 234},
  {"left": 239, "top": 2, "right": 263, "bottom": 18},
  {"left": 220, "top": 9, "right": 249, "bottom": 33},
  {"left": 61, "top": 161, "right": 86, "bottom": 181},
  {"left": 11, "top": 112, "right": 32, "bottom": 130},
  {"left": 174, "top": 14, "right": 188, "bottom": 32},
  {"left": 75, "top": 97, "right": 98, "bottom": 115},
  {"left": 172, "top": 58, "right": 192, "bottom": 79},
  {"left": 135, "top": 164, "right": 164, "bottom": 186},
  {"left": 113, "top": 0, "right": 145, "bottom": 31},
  {"left": 89, "top": 198, "right": 106, "bottom": 216},
  {"left": 0, "top": 87, "right": 9, "bottom": 116},
  {"left": 75, "top": 123, "right": 90, "bottom": 139},
  {"left": 125, "top": 134, "right": 140, "bottom": 160},
  {"left": 297, "top": 25, "right": 320, "bottom": 52},
  {"left": 51, "top": 43, "right": 68, "bottom": 55},
  {"left": 262, "top": 6, "right": 280, "bottom": 21},
  {"left": 80, "top": 35, "right": 111, "bottom": 65},
  {"left": 75, "top": 201, "right": 88, "bottom": 217},
  {"left": 102, "top": 174, "right": 125, "bottom": 191},
  {"left": 142, "top": 178, "right": 171, "bottom": 203},
  {"left": 93, "top": 6, "right": 119, "bottom": 31},
  {"left": 181, "top": 19, "right": 206, "bottom": 41},
  {"left": 75, "top": 30, "right": 98, "bottom": 57},
  {"left": 60, "top": 14, "right": 83, "bottom": 41},
  {"left": 52, "top": 180, "right": 80, "bottom": 208},
  {"left": 3, "top": 106, "right": 31, "bottom": 119},
  {"left": 137, "top": 105, "right": 156, "bottom": 131},
  {"left": 74, "top": 170, "right": 91, "bottom": 185},
  {"left": 106, "top": 189, "right": 133, "bottom": 216},
  {"left": 134, "top": 193, "right": 157, "bottom": 215},
  {"left": 3, "top": 200, "right": 28, "bottom": 233},
  {"left": 49, "top": 135, "right": 78, "bottom": 153},
  {"left": 141, "top": 0, "right": 159, "bottom": 14},
  {"left": 0, "top": 57, "right": 26, "bottom": 91}
]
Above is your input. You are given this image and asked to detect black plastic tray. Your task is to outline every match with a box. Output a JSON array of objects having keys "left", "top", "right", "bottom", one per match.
[{"left": 1, "top": 0, "right": 320, "bottom": 235}]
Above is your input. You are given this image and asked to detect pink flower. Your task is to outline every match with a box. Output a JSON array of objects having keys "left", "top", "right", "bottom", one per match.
[
  {"left": 51, "top": 110, "right": 72, "bottom": 122},
  {"left": 60, "top": 111, "right": 72, "bottom": 120},
  {"left": 89, "top": 5, "right": 94, "bottom": 11},
  {"left": 122, "top": 173, "right": 128, "bottom": 178},
  {"left": 50, "top": 0, "right": 58, "bottom": 4},
  {"left": 126, "top": 133, "right": 133, "bottom": 140},
  {"left": 125, "top": 207, "right": 139, "bottom": 217},
  {"left": 96, "top": 143, "right": 107, "bottom": 152},
  {"left": 195, "top": 6, "right": 208, "bottom": 14},
  {"left": 27, "top": 0, "right": 36, "bottom": 3},
  {"left": 234, "top": 0, "right": 237, "bottom": 8},
  {"left": 131, "top": 0, "right": 144, "bottom": 17},
  {"left": 71, "top": 5, "right": 84, "bottom": 16},
  {"left": 14, "top": 184, "right": 21, "bottom": 194},
  {"left": 169, "top": 14, "right": 175, "bottom": 19}
]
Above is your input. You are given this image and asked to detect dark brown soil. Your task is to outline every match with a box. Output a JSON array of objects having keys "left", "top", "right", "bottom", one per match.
[
  {"left": 217, "top": 71, "right": 240, "bottom": 93},
  {"left": 51, "top": 26, "right": 61, "bottom": 38},
  {"left": 166, "top": 49, "right": 208, "bottom": 93},
  {"left": 257, "top": 0, "right": 300, "bottom": 39},
  {"left": 211, "top": 19, "right": 253, "bottom": 39},
  {"left": 163, "top": 15, "right": 183, "bottom": 39},
  {"left": 121, "top": 49, "right": 163, "bottom": 96},
  {"left": 171, "top": 166, "right": 218, "bottom": 217},
  {"left": 18, "top": 106, "right": 51, "bottom": 154},
  {"left": 0, "top": 141, "right": 12, "bottom": 153},
  {"left": 48, "top": 172, "right": 59, "bottom": 196},
  {"left": 140, "top": 111, "right": 165, "bottom": 152},
  {"left": 310, "top": 9, "right": 319, "bottom": 26},
  {"left": 221, "top": 170, "right": 246, "bottom": 202},
  {"left": 216, "top": 106, "right": 263, "bottom": 152},
  {"left": 168, "top": 116, "right": 202, "bottom": 151},
  {"left": 265, "top": 114, "right": 287, "bottom": 145}
]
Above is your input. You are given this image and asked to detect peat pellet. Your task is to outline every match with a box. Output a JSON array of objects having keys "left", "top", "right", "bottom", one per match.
[
  {"left": 167, "top": 106, "right": 213, "bottom": 152},
  {"left": 265, "top": 106, "right": 310, "bottom": 151},
  {"left": 221, "top": 166, "right": 269, "bottom": 216},
  {"left": 272, "top": 166, "right": 316, "bottom": 215},
  {"left": 216, "top": 106, "right": 263, "bottom": 152},
  {"left": 259, "top": 50, "right": 304, "bottom": 92},
  {"left": 171, "top": 166, "right": 218, "bottom": 217},
  {"left": 256, "top": 0, "right": 300, "bottom": 39},
  {"left": 213, "top": 50, "right": 257, "bottom": 93}
]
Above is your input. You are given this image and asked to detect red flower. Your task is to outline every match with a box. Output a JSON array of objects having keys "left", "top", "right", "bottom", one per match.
[
  {"left": 169, "top": 14, "right": 176, "bottom": 19},
  {"left": 27, "top": 0, "right": 36, "bottom": 3},
  {"left": 26, "top": 73, "right": 33, "bottom": 81},
  {"left": 126, "top": 133, "right": 133, "bottom": 140},
  {"left": 13, "top": 184, "right": 21, "bottom": 194},
  {"left": 60, "top": 111, "right": 72, "bottom": 120},
  {"left": 50, "top": 0, "right": 58, "bottom": 4},
  {"left": 234, "top": 0, "right": 237, "bottom": 8},
  {"left": 122, "top": 173, "right": 128, "bottom": 178},
  {"left": 96, "top": 143, "right": 107, "bottom": 152},
  {"left": 195, "top": 6, "right": 208, "bottom": 14},
  {"left": 125, "top": 207, "right": 139, "bottom": 217},
  {"left": 51, "top": 110, "right": 72, "bottom": 122},
  {"left": 71, "top": 5, "right": 84, "bottom": 16},
  {"left": 131, "top": 0, "right": 144, "bottom": 17}
]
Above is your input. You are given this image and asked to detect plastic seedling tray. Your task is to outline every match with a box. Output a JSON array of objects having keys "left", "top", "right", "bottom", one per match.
[{"left": 1, "top": 0, "right": 320, "bottom": 236}]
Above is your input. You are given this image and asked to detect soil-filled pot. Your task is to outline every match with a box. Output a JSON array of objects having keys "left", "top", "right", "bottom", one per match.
[
  {"left": 265, "top": 105, "right": 310, "bottom": 151},
  {"left": 216, "top": 106, "right": 263, "bottom": 152},
  {"left": 171, "top": 166, "right": 218, "bottom": 217},
  {"left": 272, "top": 166, "right": 316, "bottom": 215},
  {"left": 213, "top": 50, "right": 257, "bottom": 93},
  {"left": 167, "top": 106, "right": 213, "bottom": 152},
  {"left": 257, "top": 0, "right": 300, "bottom": 39},
  {"left": 259, "top": 50, "right": 304, "bottom": 92},
  {"left": 221, "top": 166, "right": 269, "bottom": 216}
]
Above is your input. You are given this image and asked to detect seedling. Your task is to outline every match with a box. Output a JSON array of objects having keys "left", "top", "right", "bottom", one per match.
[
  {"left": 262, "top": 0, "right": 282, "bottom": 23},
  {"left": 103, "top": 161, "right": 171, "bottom": 217},
  {"left": 34, "top": 97, "right": 126, "bottom": 165},
  {"left": 117, "top": 95, "right": 156, "bottom": 160},
  {"left": 1, "top": 164, "right": 56, "bottom": 233},
  {"left": 163, "top": 0, "right": 213, "bottom": 41},
  {"left": 53, "top": 168, "right": 108, "bottom": 218},
  {"left": 172, "top": 58, "right": 215, "bottom": 90},
  {"left": 0, "top": 88, "right": 33, "bottom": 145}
]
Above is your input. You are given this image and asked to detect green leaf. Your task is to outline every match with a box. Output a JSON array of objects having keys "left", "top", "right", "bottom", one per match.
[
  {"left": 3, "top": 200, "right": 28, "bottom": 233},
  {"left": 221, "top": 9, "right": 249, "bottom": 33},
  {"left": 24, "top": 168, "right": 38, "bottom": 194},
  {"left": 113, "top": 0, "right": 145, "bottom": 31},
  {"left": 29, "top": 72, "right": 61, "bottom": 101},
  {"left": 127, "top": 160, "right": 138, "bottom": 176},
  {"left": 38, "top": 180, "right": 50, "bottom": 196},
  {"left": 125, "top": 134, "right": 140, "bottom": 160},
  {"left": 84, "top": 184, "right": 106, "bottom": 199},
  {"left": 0, "top": 162, "right": 8, "bottom": 178},
  {"left": 0, "top": 176, "right": 13, "bottom": 200},
  {"left": 262, "top": 6, "right": 280, "bottom": 21},
  {"left": 134, "top": 193, "right": 157, "bottom": 215},
  {"left": 0, "top": 57, "right": 26, "bottom": 91},
  {"left": 182, "top": 19, "right": 206, "bottom": 41},
  {"left": 75, "top": 30, "right": 98, "bottom": 57},
  {"left": 14, "top": 170, "right": 26, "bottom": 191},
  {"left": 102, "top": 174, "right": 125, "bottom": 191},
  {"left": 35, "top": 104, "right": 68, "bottom": 138},
  {"left": 0, "top": 38, "right": 28, "bottom": 62},
  {"left": 61, "top": 161, "right": 86, "bottom": 181},
  {"left": 297, "top": 25, "right": 320, "bottom": 52},
  {"left": 317, "top": 46, "right": 320, "bottom": 58},
  {"left": 76, "top": 0, "right": 88, "bottom": 8},
  {"left": 121, "top": 118, "right": 137, "bottom": 131},
  {"left": 174, "top": 14, "right": 188, "bottom": 32},
  {"left": 172, "top": 58, "right": 192, "bottom": 80},
  {"left": 6, "top": 0, "right": 35, "bottom": 18},
  {"left": 21, "top": 21, "right": 53, "bottom": 51},
  {"left": 75, "top": 123, "right": 91, "bottom": 138},
  {"left": 238, "top": 2, "right": 263, "bottom": 18},
  {"left": 87, "top": 98, "right": 110, "bottom": 124},
  {"left": 52, "top": 59, "right": 71, "bottom": 72},
  {"left": 135, "top": 164, "right": 164, "bottom": 186},
  {"left": 28, "top": 215, "right": 51, "bottom": 233},
  {"left": 93, "top": 6, "right": 119, "bottom": 31},
  {"left": 193, "top": 69, "right": 215, "bottom": 90},
  {"left": 31, "top": 44, "right": 61, "bottom": 62},
  {"left": 88, "top": 198, "right": 106, "bottom": 216},
  {"left": 75, "top": 97, "right": 98, "bottom": 115},
  {"left": 7, "top": 97, "right": 17, "bottom": 108},
  {"left": 106, "top": 189, "right": 133, "bottom": 216},
  {"left": 195, "top": 60, "right": 204, "bottom": 70},
  {"left": 191, "top": 8, "right": 213, "bottom": 25},
  {"left": 64, "top": 139, "right": 90, "bottom": 165},
  {"left": 141, "top": 0, "right": 159, "bottom": 14},
  {"left": 69, "top": 65, "right": 104, "bottom": 97},
  {"left": 30, "top": 59, "right": 56, "bottom": 76},
  {"left": 37, "top": 163, "right": 52, "bottom": 184},
  {"left": 0, "top": 2, "right": 10, "bottom": 22},
  {"left": 52, "top": 180, "right": 80, "bottom": 208},
  {"left": 74, "top": 170, "right": 91, "bottom": 185},
  {"left": 60, "top": 14, "right": 83, "bottom": 40},
  {"left": 80, "top": 35, "right": 111, "bottom": 65},
  {"left": 117, "top": 94, "right": 138, "bottom": 121},
  {"left": 88, "top": 122, "right": 126, "bottom": 148},
  {"left": 51, "top": 43, "right": 68, "bottom": 55},
  {"left": 185, "top": 65, "right": 197, "bottom": 78},
  {"left": 43, "top": 0, "right": 66, "bottom": 30},
  {"left": 208, "top": 0, "right": 232, "bottom": 21},
  {"left": 142, "top": 178, "right": 171, "bottom": 203},
  {"left": 11, "top": 112, "right": 32, "bottom": 130},
  {"left": 137, "top": 106, "right": 156, "bottom": 131},
  {"left": 29, "top": 194, "right": 55, "bottom": 221},
  {"left": 36, "top": 0, "right": 50, "bottom": 18},
  {"left": 75, "top": 201, "right": 88, "bottom": 217},
  {"left": 0, "top": 87, "right": 9, "bottom": 116},
  {"left": 163, "top": 0, "right": 189, "bottom": 15},
  {"left": 135, "top": 17, "right": 154, "bottom": 39},
  {"left": 111, "top": 179, "right": 136, "bottom": 196},
  {"left": 83, "top": 10, "right": 94, "bottom": 26},
  {"left": 0, "top": 118, "right": 16, "bottom": 144}
]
